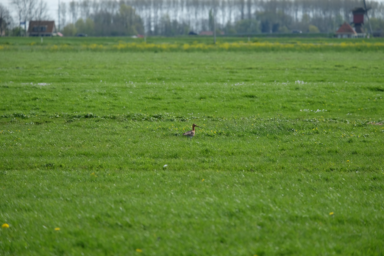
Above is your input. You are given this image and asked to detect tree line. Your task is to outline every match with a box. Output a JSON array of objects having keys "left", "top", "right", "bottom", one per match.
[
  {"left": 58, "top": 0, "right": 384, "bottom": 36},
  {"left": 1, "top": 0, "right": 384, "bottom": 37}
]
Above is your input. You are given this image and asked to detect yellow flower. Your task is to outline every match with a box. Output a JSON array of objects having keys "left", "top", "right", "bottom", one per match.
[
  {"left": 347, "top": 160, "right": 349, "bottom": 162},
  {"left": 329, "top": 212, "right": 334, "bottom": 215},
  {"left": 2, "top": 223, "right": 9, "bottom": 228},
  {"left": 202, "top": 179, "right": 205, "bottom": 182},
  {"left": 136, "top": 249, "right": 143, "bottom": 253},
  {"left": 55, "top": 227, "right": 60, "bottom": 231}
]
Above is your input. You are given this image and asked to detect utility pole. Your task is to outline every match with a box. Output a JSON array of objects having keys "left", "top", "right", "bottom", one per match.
[{"left": 58, "top": 0, "right": 60, "bottom": 32}]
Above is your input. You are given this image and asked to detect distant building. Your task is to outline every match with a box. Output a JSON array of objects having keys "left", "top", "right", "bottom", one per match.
[
  {"left": 352, "top": 7, "right": 367, "bottom": 33},
  {"left": 28, "top": 21, "right": 56, "bottom": 37},
  {"left": 199, "top": 31, "right": 213, "bottom": 36},
  {"left": 335, "top": 5, "right": 371, "bottom": 38},
  {"left": 336, "top": 22, "right": 358, "bottom": 38}
]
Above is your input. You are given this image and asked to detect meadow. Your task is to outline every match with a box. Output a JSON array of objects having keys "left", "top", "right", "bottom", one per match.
[{"left": 0, "top": 37, "right": 384, "bottom": 255}]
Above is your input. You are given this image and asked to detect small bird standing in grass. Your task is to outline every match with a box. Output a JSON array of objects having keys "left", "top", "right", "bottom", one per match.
[{"left": 183, "top": 124, "right": 199, "bottom": 138}]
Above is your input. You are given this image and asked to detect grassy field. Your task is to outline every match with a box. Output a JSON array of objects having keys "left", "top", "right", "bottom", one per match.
[{"left": 1, "top": 38, "right": 384, "bottom": 255}]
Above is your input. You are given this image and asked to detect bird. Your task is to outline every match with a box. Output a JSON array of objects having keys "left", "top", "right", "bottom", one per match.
[{"left": 183, "top": 124, "right": 199, "bottom": 138}]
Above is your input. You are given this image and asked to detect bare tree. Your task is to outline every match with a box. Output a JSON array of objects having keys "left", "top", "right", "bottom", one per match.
[
  {"left": 80, "top": 0, "right": 92, "bottom": 18},
  {"left": 10, "top": 0, "right": 49, "bottom": 36},
  {"left": 59, "top": 2, "right": 67, "bottom": 30},
  {"left": 69, "top": 0, "right": 78, "bottom": 23},
  {"left": 34, "top": 0, "right": 49, "bottom": 20},
  {"left": 54, "top": 0, "right": 384, "bottom": 36},
  {"left": 92, "top": 0, "right": 100, "bottom": 14},
  {"left": 10, "top": 0, "right": 37, "bottom": 27},
  {"left": 0, "top": 3, "right": 12, "bottom": 36}
]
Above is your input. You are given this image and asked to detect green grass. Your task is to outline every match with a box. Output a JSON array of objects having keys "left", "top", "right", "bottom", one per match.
[
  {"left": 1, "top": 35, "right": 384, "bottom": 46},
  {"left": 1, "top": 48, "right": 384, "bottom": 255}
]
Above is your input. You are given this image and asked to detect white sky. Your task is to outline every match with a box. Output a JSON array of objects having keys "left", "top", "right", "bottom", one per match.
[{"left": 44, "top": 0, "right": 73, "bottom": 20}]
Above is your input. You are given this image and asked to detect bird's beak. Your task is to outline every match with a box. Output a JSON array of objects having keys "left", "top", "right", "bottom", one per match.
[{"left": 195, "top": 125, "right": 199, "bottom": 127}]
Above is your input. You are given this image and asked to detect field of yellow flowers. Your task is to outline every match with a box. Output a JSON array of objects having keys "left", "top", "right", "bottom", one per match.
[
  {"left": 0, "top": 45, "right": 383, "bottom": 255},
  {"left": 1, "top": 36, "right": 384, "bottom": 52}
]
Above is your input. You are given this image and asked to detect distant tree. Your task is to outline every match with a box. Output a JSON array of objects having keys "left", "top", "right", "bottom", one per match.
[
  {"left": 209, "top": 9, "right": 214, "bottom": 31},
  {"left": 35, "top": 0, "right": 49, "bottom": 20},
  {"left": 10, "top": 0, "right": 49, "bottom": 23},
  {"left": 92, "top": 10, "right": 113, "bottom": 36},
  {"left": 118, "top": 4, "right": 144, "bottom": 35},
  {"left": 370, "top": 17, "right": 384, "bottom": 31},
  {"left": 59, "top": 2, "right": 67, "bottom": 30},
  {"left": 234, "top": 19, "right": 260, "bottom": 34},
  {"left": 48, "top": 0, "right": 384, "bottom": 36},
  {"left": 0, "top": 3, "right": 12, "bottom": 36},
  {"left": 85, "top": 18, "right": 94, "bottom": 35},
  {"left": 301, "top": 14, "right": 310, "bottom": 28},
  {"left": 334, "top": 14, "right": 344, "bottom": 27},
  {"left": 80, "top": 0, "right": 91, "bottom": 18},
  {"left": 10, "top": 0, "right": 37, "bottom": 25},
  {"left": 308, "top": 24, "right": 320, "bottom": 33},
  {"left": 256, "top": 11, "right": 292, "bottom": 33},
  {"left": 91, "top": 4, "right": 143, "bottom": 36},
  {"left": 240, "top": 0, "right": 245, "bottom": 20},
  {"left": 62, "top": 23, "right": 77, "bottom": 36},
  {"left": 310, "top": 16, "right": 329, "bottom": 33},
  {"left": 223, "top": 21, "right": 237, "bottom": 35},
  {"left": 69, "top": 1, "right": 78, "bottom": 23},
  {"left": 11, "top": 26, "right": 24, "bottom": 36},
  {"left": 74, "top": 18, "right": 94, "bottom": 35},
  {"left": 75, "top": 18, "right": 85, "bottom": 33},
  {"left": 159, "top": 14, "right": 172, "bottom": 36},
  {"left": 278, "top": 25, "right": 290, "bottom": 33},
  {"left": 156, "top": 14, "right": 190, "bottom": 36}
]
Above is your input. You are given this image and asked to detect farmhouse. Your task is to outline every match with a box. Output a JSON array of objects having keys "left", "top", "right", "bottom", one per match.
[
  {"left": 28, "top": 21, "right": 56, "bottom": 37},
  {"left": 336, "top": 22, "right": 358, "bottom": 38}
]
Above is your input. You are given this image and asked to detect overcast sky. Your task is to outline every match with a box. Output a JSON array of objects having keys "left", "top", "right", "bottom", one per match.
[
  {"left": 6, "top": 0, "right": 384, "bottom": 23},
  {"left": 6, "top": 0, "right": 73, "bottom": 21}
]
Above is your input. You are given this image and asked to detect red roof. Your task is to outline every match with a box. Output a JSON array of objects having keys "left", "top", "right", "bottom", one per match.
[{"left": 336, "top": 22, "right": 356, "bottom": 34}]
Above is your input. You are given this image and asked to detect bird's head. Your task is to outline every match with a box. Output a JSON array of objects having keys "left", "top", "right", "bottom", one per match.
[{"left": 192, "top": 124, "right": 199, "bottom": 128}]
